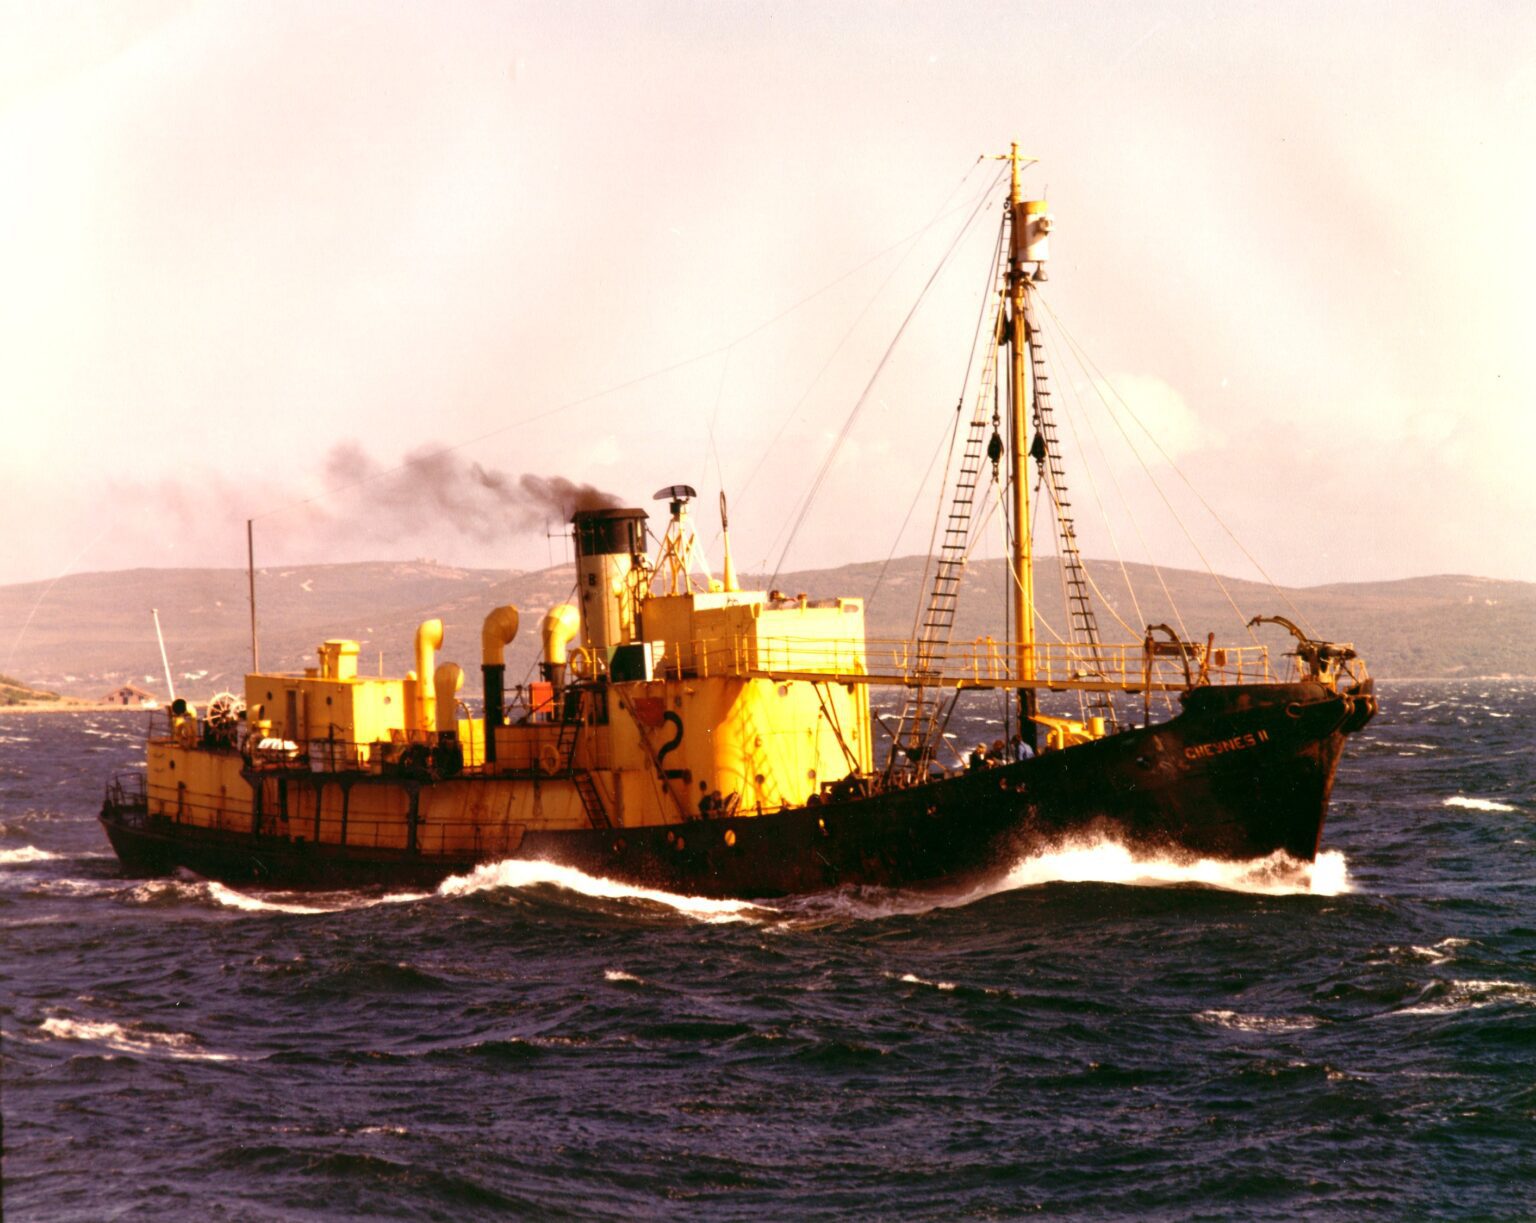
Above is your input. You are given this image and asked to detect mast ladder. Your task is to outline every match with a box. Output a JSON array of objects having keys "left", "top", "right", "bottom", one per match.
[
  {"left": 916, "top": 384, "right": 995, "bottom": 669},
  {"left": 1021, "top": 292, "right": 1118, "bottom": 729},
  {"left": 890, "top": 260, "right": 1011, "bottom": 769}
]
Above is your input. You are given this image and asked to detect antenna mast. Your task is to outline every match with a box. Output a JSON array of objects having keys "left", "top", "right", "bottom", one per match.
[
  {"left": 152, "top": 608, "right": 176, "bottom": 703},
  {"left": 247, "top": 519, "right": 260, "bottom": 673}
]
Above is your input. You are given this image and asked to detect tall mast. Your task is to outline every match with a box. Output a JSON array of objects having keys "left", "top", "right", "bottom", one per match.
[{"left": 1003, "top": 143, "right": 1039, "bottom": 746}]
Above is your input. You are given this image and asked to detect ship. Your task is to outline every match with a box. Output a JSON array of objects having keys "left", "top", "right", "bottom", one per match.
[{"left": 100, "top": 145, "right": 1377, "bottom": 899}]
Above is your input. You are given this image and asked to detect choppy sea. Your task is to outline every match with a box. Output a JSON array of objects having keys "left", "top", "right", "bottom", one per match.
[{"left": 2, "top": 680, "right": 1533, "bottom": 1220}]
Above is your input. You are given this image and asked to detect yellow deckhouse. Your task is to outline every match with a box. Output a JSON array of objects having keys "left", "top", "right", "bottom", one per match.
[{"left": 128, "top": 487, "right": 873, "bottom": 880}]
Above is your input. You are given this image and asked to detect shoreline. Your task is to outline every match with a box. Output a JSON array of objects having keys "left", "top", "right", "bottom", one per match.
[
  {"left": 5, "top": 674, "right": 1535, "bottom": 717},
  {"left": 0, "top": 702, "right": 164, "bottom": 715}
]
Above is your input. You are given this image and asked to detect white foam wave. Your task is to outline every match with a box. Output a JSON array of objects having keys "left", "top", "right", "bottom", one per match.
[
  {"left": 32, "top": 877, "right": 121, "bottom": 897},
  {"left": 991, "top": 837, "right": 1351, "bottom": 897},
  {"left": 201, "top": 880, "right": 430, "bottom": 915},
  {"left": 203, "top": 882, "right": 332, "bottom": 915},
  {"left": 766, "top": 837, "right": 1350, "bottom": 927},
  {"left": 1443, "top": 796, "right": 1517, "bottom": 813},
  {"left": 897, "top": 971, "right": 956, "bottom": 992},
  {"left": 604, "top": 969, "right": 643, "bottom": 983},
  {"left": 1393, "top": 937, "right": 1470, "bottom": 966},
  {"left": 39, "top": 1017, "right": 240, "bottom": 1061},
  {"left": 767, "top": 838, "right": 1350, "bottom": 928},
  {"left": 1396, "top": 979, "right": 1536, "bottom": 1017},
  {"left": 0, "top": 846, "right": 60, "bottom": 865},
  {"left": 437, "top": 857, "right": 767, "bottom": 924},
  {"left": 120, "top": 876, "right": 426, "bottom": 915},
  {"left": 1197, "top": 1009, "right": 1320, "bottom": 1033}
]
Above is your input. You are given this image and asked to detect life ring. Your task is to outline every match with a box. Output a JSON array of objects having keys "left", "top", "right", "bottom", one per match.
[
  {"left": 539, "top": 743, "right": 563, "bottom": 775},
  {"left": 568, "top": 647, "right": 592, "bottom": 680},
  {"left": 174, "top": 718, "right": 198, "bottom": 749}
]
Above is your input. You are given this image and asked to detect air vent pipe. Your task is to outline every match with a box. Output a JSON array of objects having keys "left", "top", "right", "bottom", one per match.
[
  {"left": 541, "top": 604, "right": 580, "bottom": 692},
  {"left": 414, "top": 619, "right": 444, "bottom": 734},
  {"left": 480, "top": 606, "right": 520, "bottom": 763}
]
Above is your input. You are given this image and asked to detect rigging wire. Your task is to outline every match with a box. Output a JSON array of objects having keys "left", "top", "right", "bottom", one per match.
[
  {"left": 1030, "top": 443, "right": 1114, "bottom": 721},
  {"left": 1049, "top": 337, "right": 1193, "bottom": 643},
  {"left": 1030, "top": 309, "right": 1189, "bottom": 640},
  {"left": 702, "top": 347, "right": 733, "bottom": 495},
  {"left": 1034, "top": 319, "right": 1152, "bottom": 639},
  {"left": 1037, "top": 298, "right": 1256, "bottom": 642},
  {"left": 903, "top": 217, "right": 1009, "bottom": 648},
  {"left": 767, "top": 166, "right": 1005, "bottom": 587},
  {"left": 250, "top": 161, "right": 996, "bottom": 528},
  {"left": 735, "top": 162, "right": 999, "bottom": 524},
  {"left": 984, "top": 467, "right": 1069, "bottom": 646},
  {"left": 1038, "top": 296, "right": 1315, "bottom": 639},
  {"left": 866, "top": 406, "right": 967, "bottom": 612}
]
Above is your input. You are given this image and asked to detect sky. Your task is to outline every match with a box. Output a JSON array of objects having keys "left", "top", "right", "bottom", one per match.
[{"left": 2, "top": 0, "right": 1533, "bottom": 593}]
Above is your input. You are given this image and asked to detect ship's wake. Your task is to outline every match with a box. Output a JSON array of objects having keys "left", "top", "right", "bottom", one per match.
[
  {"left": 429, "top": 838, "right": 1352, "bottom": 930},
  {"left": 992, "top": 836, "right": 1351, "bottom": 897},
  {"left": 774, "top": 837, "right": 1351, "bottom": 924},
  {"left": 436, "top": 857, "right": 769, "bottom": 924},
  {"left": 69, "top": 838, "right": 1347, "bottom": 925}
]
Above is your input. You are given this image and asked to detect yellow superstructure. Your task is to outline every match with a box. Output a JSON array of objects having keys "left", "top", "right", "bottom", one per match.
[{"left": 140, "top": 493, "right": 874, "bottom": 858}]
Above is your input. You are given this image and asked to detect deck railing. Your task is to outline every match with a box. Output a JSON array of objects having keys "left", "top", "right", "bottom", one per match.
[
  {"left": 145, "top": 719, "right": 616, "bottom": 782},
  {"left": 643, "top": 633, "right": 1279, "bottom": 692},
  {"left": 115, "top": 777, "right": 533, "bottom": 857}
]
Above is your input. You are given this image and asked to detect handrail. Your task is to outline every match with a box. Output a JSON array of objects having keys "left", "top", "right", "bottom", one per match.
[
  {"left": 116, "top": 787, "right": 533, "bottom": 857},
  {"left": 663, "top": 633, "right": 1281, "bottom": 692}
]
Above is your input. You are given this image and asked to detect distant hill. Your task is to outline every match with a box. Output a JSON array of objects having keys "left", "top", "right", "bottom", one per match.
[
  {"left": 0, "top": 672, "right": 60, "bottom": 706},
  {"left": 2, "top": 557, "right": 1532, "bottom": 702}
]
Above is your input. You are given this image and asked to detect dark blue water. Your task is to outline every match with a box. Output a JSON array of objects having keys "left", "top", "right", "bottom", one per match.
[{"left": 3, "top": 681, "right": 1534, "bottom": 1220}]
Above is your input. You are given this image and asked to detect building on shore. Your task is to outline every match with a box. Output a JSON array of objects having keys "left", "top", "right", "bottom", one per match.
[{"left": 101, "top": 684, "right": 158, "bottom": 707}]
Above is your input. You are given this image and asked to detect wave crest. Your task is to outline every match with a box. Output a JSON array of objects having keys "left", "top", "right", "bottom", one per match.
[
  {"left": 38, "top": 1016, "right": 241, "bottom": 1062},
  {"left": 983, "top": 835, "right": 1351, "bottom": 897},
  {"left": 0, "top": 846, "right": 60, "bottom": 865},
  {"left": 1444, "top": 796, "right": 1517, "bottom": 813},
  {"left": 437, "top": 857, "right": 767, "bottom": 923}
]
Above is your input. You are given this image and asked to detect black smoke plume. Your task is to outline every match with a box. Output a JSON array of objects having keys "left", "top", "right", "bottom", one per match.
[{"left": 322, "top": 443, "right": 623, "bottom": 542}]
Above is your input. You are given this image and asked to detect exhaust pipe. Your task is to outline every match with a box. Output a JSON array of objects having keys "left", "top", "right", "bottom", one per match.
[{"left": 480, "top": 606, "right": 520, "bottom": 763}]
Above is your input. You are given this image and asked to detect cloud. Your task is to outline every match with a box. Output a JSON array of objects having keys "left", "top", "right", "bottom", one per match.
[{"left": 1089, "top": 373, "right": 1213, "bottom": 466}]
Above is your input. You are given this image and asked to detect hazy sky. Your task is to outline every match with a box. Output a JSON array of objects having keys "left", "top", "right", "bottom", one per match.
[{"left": 2, "top": 0, "right": 1532, "bottom": 592}]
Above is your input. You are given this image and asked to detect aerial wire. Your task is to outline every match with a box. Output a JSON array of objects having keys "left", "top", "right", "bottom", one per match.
[
  {"left": 252, "top": 161, "right": 998, "bottom": 529},
  {"left": 902, "top": 215, "right": 1009, "bottom": 648},
  {"left": 767, "top": 164, "right": 1005, "bottom": 587},
  {"left": 744, "top": 162, "right": 1001, "bottom": 569},
  {"left": 3, "top": 519, "right": 117, "bottom": 678},
  {"left": 1038, "top": 298, "right": 1254, "bottom": 642},
  {"left": 1039, "top": 296, "right": 1313, "bottom": 639},
  {"left": 1035, "top": 318, "right": 1148, "bottom": 638}
]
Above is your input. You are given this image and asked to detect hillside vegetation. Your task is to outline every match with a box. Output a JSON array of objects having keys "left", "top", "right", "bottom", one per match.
[{"left": 0, "top": 673, "right": 60, "bottom": 706}]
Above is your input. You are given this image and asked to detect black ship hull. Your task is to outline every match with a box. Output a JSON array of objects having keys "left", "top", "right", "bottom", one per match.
[{"left": 100, "top": 680, "right": 1374, "bottom": 900}]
